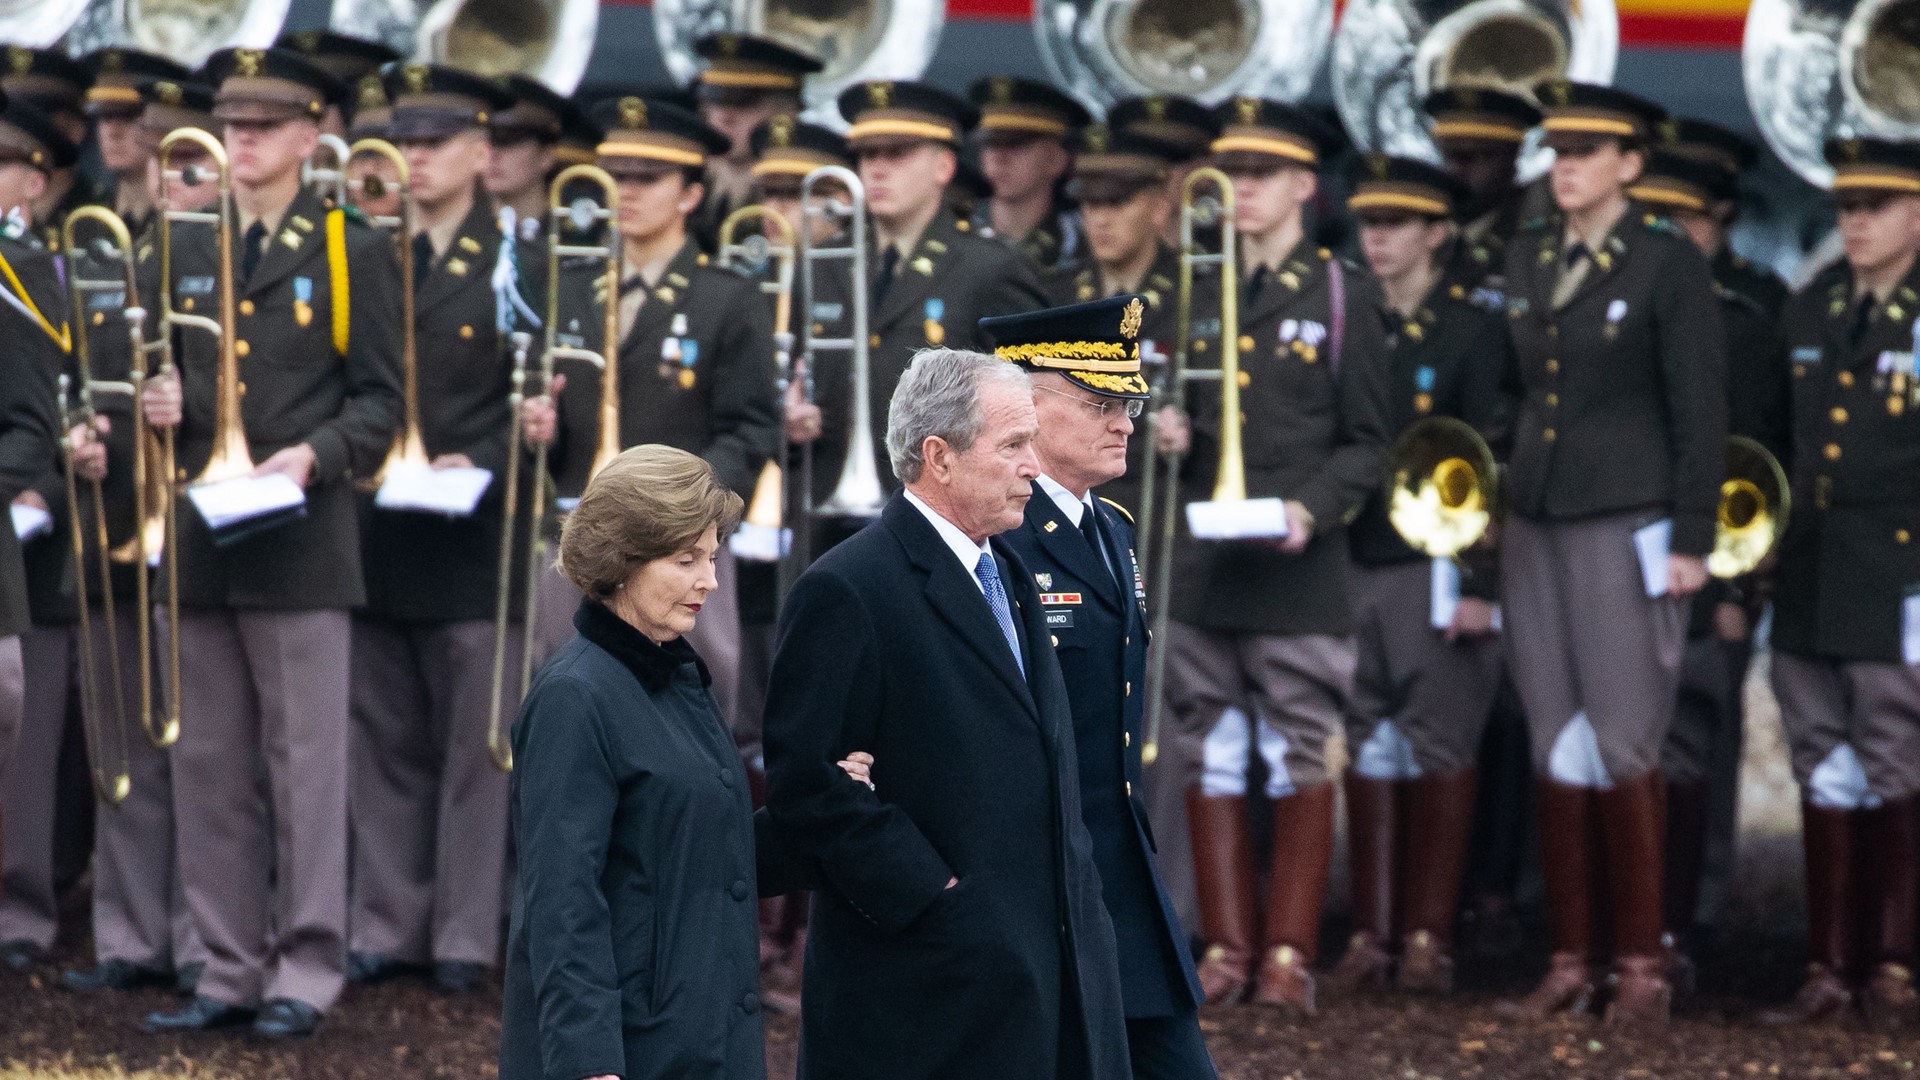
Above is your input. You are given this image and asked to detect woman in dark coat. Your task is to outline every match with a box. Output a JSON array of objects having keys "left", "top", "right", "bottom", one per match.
[{"left": 499, "top": 445, "right": 868, "bottom": 1080}]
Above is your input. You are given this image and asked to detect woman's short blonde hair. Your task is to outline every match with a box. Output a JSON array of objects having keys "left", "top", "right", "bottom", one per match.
[{"left": 557, "top": 445, "right": 744, "bottom": 599}]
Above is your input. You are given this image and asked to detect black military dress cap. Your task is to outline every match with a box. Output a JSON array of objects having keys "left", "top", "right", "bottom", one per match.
[
  {"left": 1346, "top": 153, "right": 1465, "bottom": 219},
  {"left": 137, "top": 78, "right": 218, "bottom": 138},
  {"left": 275, "top": 30, "right": 400, "bottom": 85},
  {"left": 1, "top": 47, "right": 89, "bottom": 118},
  {"left": 205, "top": 48, "right": 345, "bottom": 123},
  {"left": 1068, "top": 124, "right": 1183, "bottom": 203},
  {"left": 1534, "top": 80, "right": 1665, "bottom": 145},
  {"left": 492, "top": 74, "right": 575, "bottom": 143},
  {"left": 0, "top": 96, "right": 79, "bottom": 172},
  {"left": 1630, "top": 149, "right": 1736, "bottom": 213},
  {"left": 554, "top": 107, "right": 603, "bottom": 168},
  {"left": 837, "top": 80, "right": 977, "bottom": 151},
  {"left": 82, "top": 49, "right": 192, "bottom": 119},
  {"left": 981, "top": 293, "right": 1152, "bottom": 400},
  {"left": 347, "top": 73, "right": 392, "bottom": 140},
  {"left": 1421, "top": 85, "right": 1541, "bottom": 144},
  {"left": 591, "top": 96, "right": 729, "bottom": 174},
  {"left": 381, "top": 62, "right": 514, "bottom": 140},
  {"left": 1107, "top": 94, "right": 1218, "bottom": 161},
  {"left": 1659, "top": 116, "right": 1757, "bottom": 174},
  {"left": 693, "top": 33, "right": 822, "bottom": 104},
  {"left": 952, "top": 156, "right": 994, "bottom": 203},
  {"left": 968, "top": 76, "right": 1091, "bottom": 145},
  {"left": 1210, "top": 96, "right": 1334, "bottom": 171},
  {"left": 749, "top": 114, "right": 850, "bottom": 180},
  {"left": 1824, "top": 136, "right": 1920, "bottom": 197}
]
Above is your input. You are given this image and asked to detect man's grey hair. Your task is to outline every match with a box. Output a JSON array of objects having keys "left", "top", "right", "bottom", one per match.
[{"left": 885, "top": 349, "right": 1032, "bottom": 484}]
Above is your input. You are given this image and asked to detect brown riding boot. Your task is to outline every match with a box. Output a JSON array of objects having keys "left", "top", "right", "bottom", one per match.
[
  {"left": 1861, "top": 797, "right": 1920, "bottom": 1031},
  {"left": 1324, "top": 773, "right": 1395, "bottom": 995},
  {"left": 1758, "top": 803, "right": 1855, "bottom": 1026},
  {"left": 1254, "top": 783, "right": 1336, "bottom": 1015},
  {"left": 1661, "top": 778, "right": 1710, "bottom": 998},
  {"left": 1597, "top": 772, "right": 1672, "bottom": 1024},
  {"left": 1497, "top": 779, "right": 1600, "bottom": 1019},
  {"left": 1397, "top": 768, "right": 1478, "bottom": 995},
  {"left": 1186, "top": 791, "right": 1258, "bottom": 1004}
]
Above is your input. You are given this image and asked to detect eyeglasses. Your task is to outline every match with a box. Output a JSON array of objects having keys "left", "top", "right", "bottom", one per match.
[{"left": 1037, "top": 384, "right": 1144, "bottom": 420}]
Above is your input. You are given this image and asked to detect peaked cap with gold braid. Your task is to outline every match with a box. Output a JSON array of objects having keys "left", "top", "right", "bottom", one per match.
[{"left": 980, "top": 294, "right": 1151, "bottom": 400}]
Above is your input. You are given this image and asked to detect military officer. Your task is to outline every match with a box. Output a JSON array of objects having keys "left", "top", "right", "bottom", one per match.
[
  {"left": 1660, "top": 117, "right": 1787, "bottom": 312},
  {"left": 1325, "top": 156, "right": 1514, "bottom": 997},
  {"left": 1107, "top": 93, "right": 1223, "bottom": 248},
  {"left": 1422, "top": 86, "right": 1541, "bottom": 307},
  {"left": 343, "top": 64, "right": 521, "bottom": 998},
  {"left": 968, "top": 76, "right": 1089, "bottom": 272},
  {"left": 58, "top": 78, "right": 219, "bottom": 996},
  {"left": 139, "top": 46, "right": 402, "bottom": 1038},
  {"left": 485, "top": 74, "right": 587, "bottom": 242},
  {"left": 275, "top": 29, "right": 400, "bottom": 139},
  {"left": 1630, "top": 146, "right": 1793, "bottom": 993},
  {"left": 691, "top": 32, "right": 822, "bottom": 251},
  {"left": 0, "top": 94, "right": 73, "bottom": 969},
  {"left": 986, "top": 294, "right": 1216, "bottom": 1080},
  {"left": 0, "top": 48, "right": 100, "bottom": 251},
  {"left": 520, "top": 96, "right": 779, "bottom": 739},
  {"left": 1493, "top": 82, "right": 1727, "bottom": 1025},
  {"left": 1159, "top": 98, "right": 1393, "bottom": 1013},
  {"left": 80, "top": 48, "right": 192, "bottom": 234},
  {"left": 1758, "top": 137, "right": 1920, "bottom": 1030}
]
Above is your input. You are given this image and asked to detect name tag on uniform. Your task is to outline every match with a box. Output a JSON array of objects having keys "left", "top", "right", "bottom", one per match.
[
  {"left": 1792, "top": 346, "right": 1823, "bottom": 365},
  {"left": 811, "top": 301, "right": 844, "bottom": 322},
  {"left": 88, "top": 290, "right": 125, "bottom": 310},
  {"left": 179, "top": 275, "right": 214, "bottom": 295}
]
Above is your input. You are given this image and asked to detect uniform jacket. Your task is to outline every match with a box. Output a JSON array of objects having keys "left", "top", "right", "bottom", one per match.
[
  {"left": 501, "top": 600, "right": 779, "bottom": 1080},
  {"left": 1771, "top": 259, "right": 1920, "bottom": 662},
  {"left": 999, "top": 483, "right": 1202, "bottom": 1019},
  {"left": 169, "top": 188, "right": 404, "bottom": 610},
  {"left": 763, "top": 495, "right": 1129, "bottom": 1080},
  {"left": 1500, "top": 205, "right": 1728, "bottom": 555},
  {"left": 360, "top": 196, "right": 522, "bottom": 623},
  {"left": 1441, "top": 186, "right": 1531, "bottom": 310},
  {"left": 1171, "top": 240, "right": 1395, "bottom": 636},
  {"left": 1007, "top": 206, "right": 1082, "bottom": 275},
  {"left": 1714, "top": 245, "right": 1787, "bottom": 313},
  {"left": 0, "top": 236, "right": 64, "bottom": 638},
  {"left": 548, "top": 239, "right": 779, "bottom": 501}
]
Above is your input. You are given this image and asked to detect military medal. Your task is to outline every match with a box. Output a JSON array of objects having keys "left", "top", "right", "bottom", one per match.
[
  {"left": 924, "top": 298, "right": 944, "bottom": 346},
  {"left": 293, "top": 277, "right": 313, "bottom": 327},
  {"left": 1415, "top": 366, "right": 1435, "bottom": 414},
  {"left": 678, "top": 339, "right": 699, "bottom": 390}
]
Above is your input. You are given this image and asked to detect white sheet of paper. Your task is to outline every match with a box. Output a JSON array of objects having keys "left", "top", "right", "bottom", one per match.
[
  {"left": 1429, "top": 558, "right": 1504, "bottom": 633},
  {"left": 10, "top": 503, "right": 50, "bottom": 541},
  {"left": 1634, "top": 518, "right": 1673, "bottom": 598},
  {"left": 729, "top": 522, "right": 790, "bottom": 562},
  {"left": 374, "top": 463, "right": 493, "bottom": 518},
  {"left": 1186, "top": 498, "right": 1289, "bottom": 540},
  {"left": 187, "top": 473, "right": 306, "bottom": 532},
  {"left": 1904, "top": 593, "right": 1920, "bottom": 666}
]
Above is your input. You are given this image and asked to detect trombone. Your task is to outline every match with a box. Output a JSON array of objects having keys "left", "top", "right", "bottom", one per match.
[
  {"left": 1710, "top": 436, "right": 1789, "bottom": 580},
  {"left": 159, "top": 128, "right": 251, "bottom": 488},
  {"left": 804, "top": 165, "right": 884, "bottom": 522},
  {"left": 304, "top": 132, "right": 352, "bottom": 207},
  {"left": 716, "top": 204, "right": 799, "bottom": 573},
  {"left": 345, "top": 138, "right": 427, "bottom": 484},
  {"left": 1137, "top": 166, "right": 1238, "bottom": 766},
  {"left": 485, "top": 164, "right": 621, "bottom": 772}
]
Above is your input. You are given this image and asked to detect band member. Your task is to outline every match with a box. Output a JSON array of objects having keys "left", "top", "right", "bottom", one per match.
[
  {"left": 139, "top": 46, "right": 402, "bottom": 1037},
  {"left": 486, "top": 75, "right": 587, "bottom": 240},
  {"left": 968, "top": 77, "right": 1089, "bottom": 271},
  {"left": 1760, "top": 137, "right": 1920, "bottom": 1029},
  {"left": 59, "top": 77, "right": 220, "bottom": 995},
  {"left": 520, "top": 96, "right": 779, "bottom": 741},
  {"left": 1327, "top": 156, "right": 1513, "bottom": 996},
  {"left": 344, "top": 64, "right": 520, "bottom": 997},
  {"left": 1660, "top": 117, "right": 1786, "bottom": 311},
  {"left": 1107, "top": 94, "right": 1221, "bottom": 247},
  {"left": 0, "top": 48, "right": 100, "bottom": 250},
  {"left": 1495, "top": 82, "right": 1727, "bottom": 1024},
  {"left": 0, "top": 93, "right": 70, "bottom": 965},
  {"left": 342, "top": 76, "right": 403, "bottom": 224},
  {"left": 1630, "top": 147, "right": 1792, "bottom": 991},
  {"left": 691, "top": 32, "right": 822, "bottom": 250},
  {"left": 1160, "top": 98, "right": 1393, "bottom": 1013},
  {"left": 1422, "top": 86, "right": 1541, "bottom": 306},
  {"left": 987, "top": 296, "right": 1216, "bottom": 1080},
  {"left": 81, "top": 49, "right": 192, "bottom": 233},
  {"left": 275, "top": 29, "right": 400, "bottom": 139}
]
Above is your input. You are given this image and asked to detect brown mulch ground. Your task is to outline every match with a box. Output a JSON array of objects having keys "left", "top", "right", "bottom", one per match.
[{"left": 3, "top": 885, "right": 1919, "bottom": 1079}]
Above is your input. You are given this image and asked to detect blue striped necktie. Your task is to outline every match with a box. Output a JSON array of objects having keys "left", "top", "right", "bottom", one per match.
[{"left": 974, "top": 552, "right": 1023, "bottom": 676}]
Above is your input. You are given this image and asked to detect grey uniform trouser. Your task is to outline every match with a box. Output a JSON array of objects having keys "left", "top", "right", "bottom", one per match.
[
  {"left": 1771, "top": 651, "right": 1920, "bottom": 807},
  {"left": 0, "top": 626, "right": 67, "bottom": 948},
  {"left": 1167, "top": 623, "right": 1356, "bottom": 796}
]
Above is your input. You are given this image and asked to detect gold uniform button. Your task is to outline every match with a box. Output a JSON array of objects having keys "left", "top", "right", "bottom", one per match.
[
  {"left": 91, "top": 311, "right": 104, "bottom": 325},
  {"left": 1050, "top": 635, "right": 1058, "bottom": 646},
  {"left": 1898, "top": 530, "right": 1912, "bottom": 544},
  {"left": 236, "top": 381, "right": 246, "bottom": 395},
  {"left": 239, "top": 299, "right": 254, "bottom": 316},
  {"left": 1546, "top": 325, "right": 1559, "bottom": 337},
  {"left": 1545, "top": 393, "right": 1559, "bottom": 407},
  {"left": 1542, "top": 427, "right": 1557, "bottom": 442},
  {"left": 1237, "top": 370, "right": 1251, "bottom": 388},
  {"left": 868, "top": 333, "right": 881, "bottom": 347},
  {"left": 181, "top": 297, "right": 195, "bottom": 311},
  {"left": 1831, "top": 406, "right": 1848, "bottom": 424},
  {"left": 1545, "top": 359, "right": 1560, "bottom": 375},
  {"left": 1839, "top": 371, "right": 1855, "bottom": 388},
  {"left": 459, "top": 325, "right": 474, "bottom": 339},
  {"left": 1193, "top": 338, "right": 1208, "bottom": 353},
  {"left": 1824, "top": 443, "right": 1842, "bottom": 461},
  {"left": 235, "top": 339, "right": 250, "bottom": 357},
  {"left": 1237, "top": 335, "right": 1255, "bottom": 352}
]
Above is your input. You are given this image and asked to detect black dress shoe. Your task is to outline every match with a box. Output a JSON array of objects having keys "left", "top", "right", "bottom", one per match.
[
  {"left": 63, "top": 959, "right": 174, "bottom": 992},
  {"left": 175, "top": 961, "right": 203, "bottom": 995},
  {"left": 433, "top": 961, "right": 485, "bottom": 995},
  {"left": 253, "top": 998, "right": 321, "bottom": 1039},
  {"left": 0, "top": 940, "right": 45, "bottom": 970},
  {"left": 144, "top": 995, "right": 256, "bottom": 1032},
  {"left": 347, "top": 951, "right": 413, "bottom": 984}
]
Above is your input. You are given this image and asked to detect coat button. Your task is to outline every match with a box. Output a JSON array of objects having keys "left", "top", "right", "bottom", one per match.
[
  {"left": 235, "top": 339, "right": 250, "bottom": 357},
  {"left": 1544, "top": 359, "right": 1559, "bottom": 374},
  {"left": 868, "top": 333, "right": 881, "bottom": 347},
  {"left": 92, "top": 311, "right": 104, "bottom": 325},
  {"left": 239, "top": 299, "right": 254, "bottom": 316},
  {"left": 1125, "top": 681, "right": 1131, "bottom": 697},
  {"left": 459, "top": 325, "right": 474, "bottom": 339},
  {"left": 1546, "top": 325, "right": 1558, "bottom": 337},
  {"left": 1237, "top": 335, "right": 1254, "bottom": 352},
  {"left": 1125, "top": 781, "right": 1133, "bottom": 796},
  {"left": 1542, "top": 428, "right": 1556, "bottom": 442},
  {"left": 1544, "top": 393, "right": 1559, "bottom": 407},
  {"left": 731, "top": 879, "right": 749, "bottom": 902},
  {"left": 740, "top": 991, "right": 760, "bottom": 1014},
  {"left": 1124, "top": 731, "right": 1131, "bottom": 747},
  {"left": 1831, "top": 406, "right": 1848, "bottom": 424},
  {"left": 1839, "top": 371, "right": 1855, "bottom": 388},
  {"left": 1899, "top": 530, "right": 1912, "bottom": 545},
  {"left": 1050, "top": 635, "right": 1058, "bottom": 646},
  {"left": 1824, "top": 443, "right": 1842, "bottom": 461},
  {"left": 181, "top": 297, "right": 195, "bottom": 311}
]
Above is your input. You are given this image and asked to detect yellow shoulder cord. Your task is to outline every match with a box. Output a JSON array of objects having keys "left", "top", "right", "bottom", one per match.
[
  {"left": 326, "top": 208, "right": 350, "bottom": 355},
  {"left": 0, "top": 247, "right": 69, "bottom": 353}
]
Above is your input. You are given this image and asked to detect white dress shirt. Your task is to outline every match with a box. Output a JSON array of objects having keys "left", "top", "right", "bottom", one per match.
[{"left": 904, "top": 488, "right": 993, "bottom": 598}]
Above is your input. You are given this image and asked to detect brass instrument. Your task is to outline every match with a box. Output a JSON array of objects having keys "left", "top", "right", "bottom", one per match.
[
  {"left": 1385, "top": 416, "right": 1498, "bottom": 558},
  {"left": 158, "top": 128, "right": 251, "bottom": 488},
  {"left": 1709, "top": 435, "right": 1790, "bottom": 580},
  {"left": 805, "top": 165, "right": 886, "bottom": 521},
  {"left": 1035, "top": 0, "right": 1330, "bottom": 109},
  {"left": 484, "top": 164, "right": 621, "bottom": 772},
  {"left": 347, "top": 138, "right": 427, "bottom": 484},
  {"left": 0, "top": 0, "right": 91, "bottom": 47},
  {"left": 66, "top": 0, "right": 293, "bottom": 69},
  {"left": 304, "top": 133, "right": 353, "bottom": 209},
  {"left": 1332, "top": 0, "right": 1617, "bottom": 174},
  {"left": 717, "top": 204, "right": 799, "bottom": 567},
  {"left": 1137, "top": 166, "right": 1239, "bottom": 765},
  {"left": 410, "top": 0, "right": 600, "bottom": 90},
  {"left": 1745, "top": 0, "right": 1920, "bottom": 187}
]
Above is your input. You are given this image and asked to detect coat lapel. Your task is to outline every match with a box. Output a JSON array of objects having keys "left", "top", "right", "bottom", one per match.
[
  {"left": 619, "top": 241, "right": 701, "bottom": 354},
  {"left": 1243, "top": 238, "right": 1318, "bottom": 329},
  {"left": 1028, "top": 482, "right": 1122, "bottom": 614},
  {"left": 414, "top": 197, "right": 498, "bottom": 318},
  {"left": 238, "top": 190, "right": 327, "bottom": 300},
  {"left": 872, "top": 214, "right": 956, "bottom": 336}
]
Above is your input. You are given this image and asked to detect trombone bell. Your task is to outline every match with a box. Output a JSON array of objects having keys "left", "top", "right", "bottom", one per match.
[
  {"left": 1386, "top": 416, "right": 1497, "bottom": 559},
  {"left": 1708, "top": 436, "right": 1789, "bottom": 580}
]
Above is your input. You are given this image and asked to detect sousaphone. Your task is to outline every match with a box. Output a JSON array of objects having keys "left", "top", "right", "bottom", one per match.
[
  {"left": 1744, "top": 0, "right": 1920, "bottom": 187},
  {"left": 65, "top": 0, "right": 290, "bottom": 67},
  {"left": 1036, "top": 0, "right": 1332, "bottom": 110},
  {"left": 326, "top": 0, "right": 598, "bottom": 92}
]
